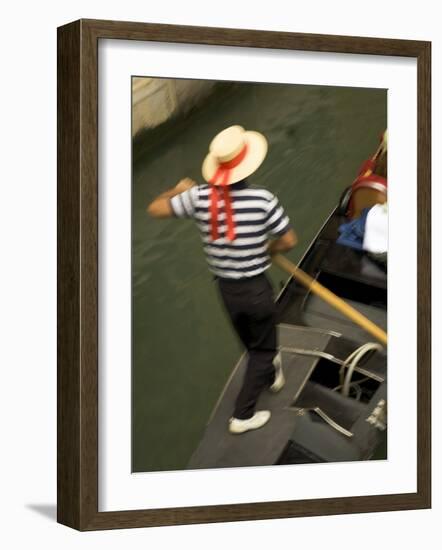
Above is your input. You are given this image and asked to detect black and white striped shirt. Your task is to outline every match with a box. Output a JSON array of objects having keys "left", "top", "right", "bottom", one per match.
[{"left": 170, "top": 180, "right": 291, "bottom": 279}]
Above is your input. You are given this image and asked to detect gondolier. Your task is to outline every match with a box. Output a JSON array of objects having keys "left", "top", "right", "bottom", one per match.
[{"left": 147, "top": 125, "right": 297, "bottom": 434}]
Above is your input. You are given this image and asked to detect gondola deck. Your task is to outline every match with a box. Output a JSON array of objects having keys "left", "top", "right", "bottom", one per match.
[{"left": 188, "top": 325, "right": 335, "bottom": 469}]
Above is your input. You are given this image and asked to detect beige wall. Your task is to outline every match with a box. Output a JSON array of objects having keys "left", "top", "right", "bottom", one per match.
[{"left": 132, "top": 77, "right": 215, "bottom": 136}]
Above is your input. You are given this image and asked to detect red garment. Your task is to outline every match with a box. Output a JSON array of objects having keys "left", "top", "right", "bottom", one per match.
[{"left": 209, "top": 145, "right": 248, "bottom": 241}]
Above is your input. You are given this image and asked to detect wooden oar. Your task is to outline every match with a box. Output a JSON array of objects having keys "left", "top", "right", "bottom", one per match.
[
  {"left": 272, "top": 253, "right": 388, "bottom": 346},
  {"left": 362, "top": 130, "right": 387, "bottom": 176}
]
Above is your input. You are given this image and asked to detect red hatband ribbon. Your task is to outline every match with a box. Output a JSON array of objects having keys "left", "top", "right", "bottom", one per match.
[{"left": 209, "top": 145, "right": 248, "bottom": 241}]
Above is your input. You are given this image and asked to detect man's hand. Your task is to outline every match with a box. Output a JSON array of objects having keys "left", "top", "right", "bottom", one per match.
[
  {"left": 267, "top": 229, "right": 298, "bottom": 255},
  {"left": 147, "top": 177, "right": 196, "bottom": 218},
  {"left": 174, "top": 177, "right": 196, "bottom": 193}
]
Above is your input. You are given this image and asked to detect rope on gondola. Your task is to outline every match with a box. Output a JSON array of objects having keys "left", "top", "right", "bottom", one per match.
[{"left": 338, "top": 342, "right": 383, "bottom": 397}]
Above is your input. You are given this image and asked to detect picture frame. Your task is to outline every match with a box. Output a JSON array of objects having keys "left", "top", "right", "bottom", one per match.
[{"left": 57, "top": 18, "right": 431, "bottom": 530}]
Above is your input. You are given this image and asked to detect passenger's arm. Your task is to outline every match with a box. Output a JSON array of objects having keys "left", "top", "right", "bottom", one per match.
[
  {"left": 146, "top": 178, "right": 196, "bottom": 218},
  {"left": 267, "top": 228, "right": 298, "bottom": 255}
]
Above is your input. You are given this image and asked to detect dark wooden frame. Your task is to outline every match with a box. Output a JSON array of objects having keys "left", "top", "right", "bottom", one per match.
[{"left": 57, "top": 18, "right": 431, "bottom": 531}]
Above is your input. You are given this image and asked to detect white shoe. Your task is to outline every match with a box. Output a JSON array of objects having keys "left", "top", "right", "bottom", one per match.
[
  {"left": 228, "top": 410, "right": 271, "bottom": 434},
  {"left": 269, "top": 352, "right": 285, "bottom": 393}
]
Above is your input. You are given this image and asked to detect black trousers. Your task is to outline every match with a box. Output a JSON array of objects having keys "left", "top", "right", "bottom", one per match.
[{"left": 216, "top": 272, "right": 277, "bottom": 420}]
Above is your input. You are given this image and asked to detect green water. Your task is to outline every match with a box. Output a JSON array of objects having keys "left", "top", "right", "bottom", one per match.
[{"left": 132, "top": 80, "right": 386, "bottom": 472}]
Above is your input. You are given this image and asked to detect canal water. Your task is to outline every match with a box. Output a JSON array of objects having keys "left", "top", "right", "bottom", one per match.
[{"left": 132, "top": 80, "right": 386, "bottom": 472}]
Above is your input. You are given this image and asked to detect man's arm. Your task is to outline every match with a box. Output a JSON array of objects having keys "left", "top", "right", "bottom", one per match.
[
  {"left": 263, "top": 193, "right": 296, "bottom": 254},
  {"left": 267, "top": 228, "right": 298, "bottom": 255},
  {"left": 146, "top": 178, "right": 196, "bottom": 218}
]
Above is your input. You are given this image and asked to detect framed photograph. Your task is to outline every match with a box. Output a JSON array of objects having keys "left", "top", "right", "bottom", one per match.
[{"left": 57, "top": 19, "right": 431, "bottom": 530}]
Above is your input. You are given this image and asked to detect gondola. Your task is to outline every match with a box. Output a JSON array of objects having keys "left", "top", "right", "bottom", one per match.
[{"left": 187, "top": 146, "right": 388, "bottom": 470}]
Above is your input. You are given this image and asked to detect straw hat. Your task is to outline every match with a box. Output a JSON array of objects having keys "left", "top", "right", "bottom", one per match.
[{"left": 202, "top": 125, "right": 268, "bottom": 185}]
